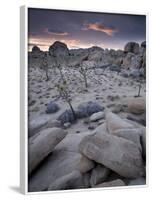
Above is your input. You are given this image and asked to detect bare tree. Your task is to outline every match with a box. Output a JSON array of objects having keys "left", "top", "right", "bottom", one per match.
[
  {"left": 41, "top": 53, "right": 49, "bottom": 81},
  {"left": 56, "top": 80, "right": 76, "bottom": 120},
  {"left": 78, "top": 61, "right": 88, "bottom": 88}
]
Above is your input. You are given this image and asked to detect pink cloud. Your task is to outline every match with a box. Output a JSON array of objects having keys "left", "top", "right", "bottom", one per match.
[{"left": 82, "top": 22, "right": 118, "bottom": 36}]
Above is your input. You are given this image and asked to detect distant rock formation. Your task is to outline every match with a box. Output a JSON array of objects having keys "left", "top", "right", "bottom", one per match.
[
  {"left": 124, "top": 42, "right": 139, "bottom": 54},
  {"left": 141, "top": 41, "right": 146, "bottom": 48},
  {"left": 49, "top": 41, "right": 69, "bottom": 57},
  {"left": 29, "top": 40, "right": 146, "bottom": 77},
  {"left": 32, "top": 45, "right": 41, "bottom": 53}
]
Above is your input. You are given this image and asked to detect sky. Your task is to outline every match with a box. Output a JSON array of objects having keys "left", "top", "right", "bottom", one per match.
[{"left": 28, "top": 8, "right": 146, "bottom": 51}]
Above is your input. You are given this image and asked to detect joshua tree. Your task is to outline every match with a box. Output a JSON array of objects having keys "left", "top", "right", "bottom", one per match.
[
  {"left": 41, "top": 53, "right": 49, "bottom": 81},
  {"left": 56, "top": 80, "right": 77, "bottom": 120},
  {"left": 78, "top": 61, "right": 88, "bottom": 88}
]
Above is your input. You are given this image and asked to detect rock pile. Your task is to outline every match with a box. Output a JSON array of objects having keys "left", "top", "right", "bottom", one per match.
[{"left": 28, "top": 111, "right": 146, "bottom": 192}]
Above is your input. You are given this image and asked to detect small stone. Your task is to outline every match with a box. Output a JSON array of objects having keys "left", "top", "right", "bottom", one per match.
[
  {"left": 63, "top": 122, "right": 71, "bottom": 128},
  {"left": 90, "top": 111, "right": 105, "bottom": 122}
]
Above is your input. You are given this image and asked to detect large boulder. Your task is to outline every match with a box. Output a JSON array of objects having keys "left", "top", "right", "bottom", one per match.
[
  {"left": 79, "top": 132, "right": 145, "bottom": 178},
  {"left": 76, "top": 101, "right": 104, "bottom": 118},
  {"left": 128, "top": 98, "right": 146, "bottom": 114},
  {"left": 46, "top": 101, "right": 60, "bottom": 114},
  {"left": 124, "top": 42, "right": 139, "bottom": 54},
  {"left": 28, "top": 150, "right": 94, "bottom": 192},
  {"left": 49, "top": 41, "right": 69, "bottom": 57},
  {"left": 28, "top": 127, "right": 67, "bottom": 174},
  {"left": 28, "top": 115, "right": 61, "bottom": 137}
]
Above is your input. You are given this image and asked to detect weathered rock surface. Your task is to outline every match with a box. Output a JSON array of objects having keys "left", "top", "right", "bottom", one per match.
[
  {"left": 79, "top": 132, "right": 145, "bottom": 178},
  {"left": 94, "top": 179, "right": 125, "bottom": 187},
  {"left": 28, "top": 127, "right": 67, "bottom": 174}
]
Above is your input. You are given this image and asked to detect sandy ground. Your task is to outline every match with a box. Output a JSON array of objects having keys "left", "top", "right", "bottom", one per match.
[{"left": 28, "top": 64, "right": 146, "bottom": 135}]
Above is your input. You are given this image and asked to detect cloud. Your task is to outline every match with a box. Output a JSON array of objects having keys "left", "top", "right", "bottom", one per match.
[
  {"left": 43, "top": 28, "right": 69, "bottom": 36},
  {"left": 82, "top": 22, "right": 118, "bottom": 36}
]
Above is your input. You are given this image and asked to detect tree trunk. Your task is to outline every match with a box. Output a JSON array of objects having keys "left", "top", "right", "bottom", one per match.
[
  {"left": 68, "top": 101, "right": 77, "bottom": 120},
  {"left": 45, "top": 69, "right": 49, "bottom": 81}
]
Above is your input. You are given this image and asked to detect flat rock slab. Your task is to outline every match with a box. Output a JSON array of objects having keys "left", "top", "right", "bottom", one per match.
[
  {"left": 28, "top": 127, "right": 67, "bottom": 174},
  {"left": 79, "top": 132, "right": 145, "bottom": 178}
]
